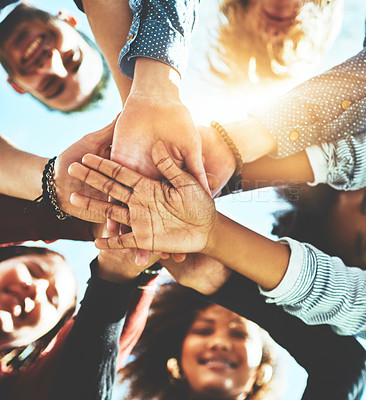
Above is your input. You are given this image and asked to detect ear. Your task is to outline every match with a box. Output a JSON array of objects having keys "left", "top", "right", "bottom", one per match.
[
  {"left": 7, "top": 77, "right": 26, "bottom": 94},
  {"left": 256, "top": 363, "right": 273, "bottom": 387},
  {"left": 166, "top": 358, "right": 183, "bottom": 380},
  {"left": 57, "top": 10, "right": 77, "bottom": 27}
]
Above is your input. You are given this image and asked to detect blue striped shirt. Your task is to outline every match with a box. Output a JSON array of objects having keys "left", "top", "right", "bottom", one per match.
[
  {"left": 261, "top": 238, "right": 366, "bottom": 338},
  {"left": 307, "top": 131, "right": 366, "bottom": 190}
]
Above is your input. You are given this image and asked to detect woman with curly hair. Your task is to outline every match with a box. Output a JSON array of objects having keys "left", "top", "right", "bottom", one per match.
[
  {"left": 209, "top": 0, "right": 343, "bottom": 85},
  {"left": 122, "top": 282, "right": 281, "bottom": 400}
]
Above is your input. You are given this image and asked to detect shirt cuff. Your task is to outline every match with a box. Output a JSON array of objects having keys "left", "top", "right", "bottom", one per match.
[
  {"left": 305, "top": 145, "right": 328, "bottom": 186},
  {"left": 259, "top": 237, "right": 305, "bottom": 299},
  {"left": 119, "top": 20, "right": 189, "bottom": 79}
]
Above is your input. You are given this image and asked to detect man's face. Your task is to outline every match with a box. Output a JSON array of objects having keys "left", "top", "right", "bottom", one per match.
[{"left": 0, "top": 4, "right": 104, "bottom": 111}]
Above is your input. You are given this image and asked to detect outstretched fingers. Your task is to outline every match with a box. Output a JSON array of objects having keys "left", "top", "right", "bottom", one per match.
[
  {"left": 70, "top": 192, "right": 130, "bottom": 225},
  {"left": 95, "top": 232, "right": 139, "bottom": 250},
  {"left": 81, "top": 154, "right": 144, "bottom": 189},
  {"left": 68, "top": 161, "right": 133, "bottom": 204}
]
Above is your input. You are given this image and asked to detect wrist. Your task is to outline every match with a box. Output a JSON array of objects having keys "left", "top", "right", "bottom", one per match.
[
  {"left": 203, "top": 211, "right": 223, "bottom": 257},
  {"left": 199, "top": 126, "right": 236, "bottom": 195},
  {"left": 223, "top": 118, "right": 277, "bottom": 163},
  {"left": 96, "top": 254, "right": 141, "bottom": 284},
  {"left": 131, "top": 57, "right": 181, "bottom": 100}
]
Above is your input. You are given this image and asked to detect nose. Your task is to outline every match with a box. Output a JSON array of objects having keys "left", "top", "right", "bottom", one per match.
[
  {"left": 207, "top": 332, "right": 232, "bottom": 352},
  {"left": 37, "top": 49, "right": 68, "bottom": 78},
  {"left": 34, "top": 279, "right": 50, "bottom": 299}
]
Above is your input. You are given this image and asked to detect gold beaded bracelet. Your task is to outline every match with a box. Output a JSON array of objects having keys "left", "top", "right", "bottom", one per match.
[{"left": 211, "top": 121, "right": 243, "bottom": 176}]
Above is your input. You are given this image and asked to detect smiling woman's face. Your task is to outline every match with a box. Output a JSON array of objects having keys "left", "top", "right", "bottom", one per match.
[
  {"left": 180, "top": 304, "right": 263, "bottom": 399},
  {"left": 0, "top": 253, "right": 77, "bottom": 348}
]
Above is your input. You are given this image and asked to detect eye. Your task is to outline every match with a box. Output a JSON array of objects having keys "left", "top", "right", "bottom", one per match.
[
  {"left": 230, "top": 330, "right": 248, "bottom": 339},
  {"left": 26, "top": 262, "right": 46, "bottom": 279},
  {"left": 191, "top": 327, "right": 213, "bottom": 336}
]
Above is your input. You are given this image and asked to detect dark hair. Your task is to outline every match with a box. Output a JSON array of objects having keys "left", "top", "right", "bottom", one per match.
[
  {"left": 0, "top": 246, "right": 75, "bottom": 371},
  {"left": 209, "top": 0, "right": 342, "bottom": 86},
  {"left": 0, "top": 245, "right": 65, "bottom": 263},
  {"left": 272, "top": 184, "right": 338, "bottom": 253},
  {"left": 121, "top": 283, "right": 279, "bottom": 400}
]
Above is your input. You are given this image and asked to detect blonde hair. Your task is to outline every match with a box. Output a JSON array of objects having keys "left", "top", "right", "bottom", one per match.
[{"left": 209, "top": 0, "right": 343, "bottom": 85}]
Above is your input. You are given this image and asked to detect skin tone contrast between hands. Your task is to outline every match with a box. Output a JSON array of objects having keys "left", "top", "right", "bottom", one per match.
[{"left": 69, "top": 141, "right": 290, "bottom": 291}]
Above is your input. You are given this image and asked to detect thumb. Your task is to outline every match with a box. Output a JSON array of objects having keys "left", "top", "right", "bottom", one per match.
[
  {"left": 183, "top": 149, "right": 211, "bottom": 195},
  {"left": 151, "top": 141, "right": 190, "bottom": 188},
  {"left": 206, "top": 173, "right": 219, "bottom": 195}
]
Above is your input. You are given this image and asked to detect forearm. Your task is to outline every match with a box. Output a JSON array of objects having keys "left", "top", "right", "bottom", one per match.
[
  {"left": 81, "top": 0, "right": 132, "bottom": 102},
  {"left": 130, "top": 57, "right": 180, "bottom": 98},
  {"left": 240, "top": 151, "right": 314, "bottom": 191},
  {"left": 0, "top": 195, "right": 94, "bottom": 245},
  {"left": 50, "top": 269, "right": 138, "bottom": 400},
  {"left": 204, "top": 213, "right": 290, "bottom": 290},
  {"left": 0, "top": 136, "right": 47, "bottom": 200}
]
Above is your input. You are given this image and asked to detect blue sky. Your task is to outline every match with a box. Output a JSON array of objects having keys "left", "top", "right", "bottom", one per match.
[{"left": 1, "top": 0, "right": 366, "bottom": 398}]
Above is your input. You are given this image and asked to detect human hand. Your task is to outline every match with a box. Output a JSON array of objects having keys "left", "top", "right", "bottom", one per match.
[
  {"left": 110, "top": 61, "right": 209, "bottom": 193},
  {"left": 161, "top": 254, "right": 232, "bottom": 295},
  {"left": 96, "top": 223, "right": 161, "bottom": 283},
  {"left": 55, "top": 118, "right": 116, "bottom": 222},
  {"left": 68, "top": 141, "right": 217, "bottom": 253},
  {"left": 198, "top": 125, "right": 236, "bottom": 197}
]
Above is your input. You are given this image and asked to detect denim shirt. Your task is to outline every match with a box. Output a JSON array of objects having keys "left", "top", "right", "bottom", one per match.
[{"left": 119, "top": 0, "right": 200, "bottom": 79}]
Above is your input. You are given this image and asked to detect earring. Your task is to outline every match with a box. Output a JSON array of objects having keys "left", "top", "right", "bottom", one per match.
[
  {"left": 256, "top": 364, "right": 273, "bottom": 387},
  {"left": 167, "top": 357, "right": 183, "bottom": 381}
]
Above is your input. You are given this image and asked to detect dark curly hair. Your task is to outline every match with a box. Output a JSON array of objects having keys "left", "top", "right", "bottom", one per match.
[
  {"left": 272, "top": 184, "right": 338, "bottom": 254},
  {"left": 121, "top": 282, "right": 280, "bottom": 400}
]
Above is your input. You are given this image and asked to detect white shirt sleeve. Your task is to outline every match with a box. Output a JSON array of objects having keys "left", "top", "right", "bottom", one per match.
[{"left": 305, "top": 145, "right": 329, "bottom": 186}]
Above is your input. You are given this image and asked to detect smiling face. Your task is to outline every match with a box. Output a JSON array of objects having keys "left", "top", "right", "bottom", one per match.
[
  {"left": 257, "top": 0, "right": 304, "bottom": 40},
  {"left": 326, "top": 189, "right": 366, "bottom": 267},
  {"left": 180, "top": 304, "right": 263, "bottom": 399},
  {"left": 0, "top": 253, "right": 77, "bottom": 348},
  {"left": 0, "top": 4, "right": 104, "bottom": 111}
]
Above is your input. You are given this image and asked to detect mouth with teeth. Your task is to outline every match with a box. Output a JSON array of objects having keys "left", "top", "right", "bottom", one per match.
[
  {"left": 1, "top": 288, "right": 36, "bottom": 320},
  {"left": 20, "top": 33, "right": 50, "bottom": 68},
  {"left": 198, "top": 357, "right": 239, "bottom": 371}
]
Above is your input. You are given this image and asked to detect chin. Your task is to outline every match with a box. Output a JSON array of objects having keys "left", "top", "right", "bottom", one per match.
[{"left": 194, "top": 383, "right": 233, "bottom": 399}]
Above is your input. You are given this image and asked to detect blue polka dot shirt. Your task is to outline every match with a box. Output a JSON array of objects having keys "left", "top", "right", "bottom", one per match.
[{"left": 119, "top": 0, "right": 200, "bottom": 79}]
